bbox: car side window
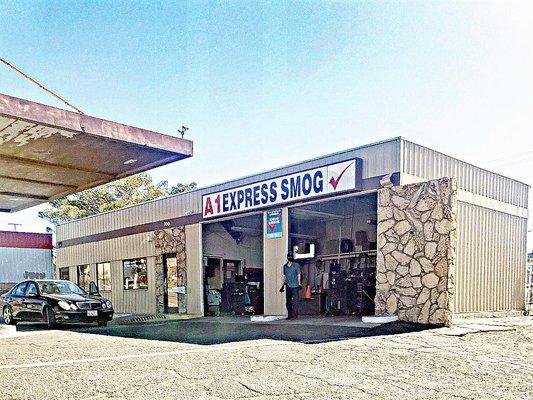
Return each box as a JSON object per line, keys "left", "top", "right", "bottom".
{"left": 25, "top": 282, "right": 38, "bottom": 296}
{"left": 12, "top": 283, "right": 27, "bottom": 296}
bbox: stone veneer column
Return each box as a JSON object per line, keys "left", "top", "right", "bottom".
{"left": 153, "top": 227, "right": 187, "bottom": 314}
{"left": 374, "top": 178, "right": 457, "bottom": 326}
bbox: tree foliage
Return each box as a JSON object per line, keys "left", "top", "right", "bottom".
{"left": 38, "top": 173, "right": 197, "bottom": 225}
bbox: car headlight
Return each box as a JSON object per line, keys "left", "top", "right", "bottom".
{"left": 58, "top": 301, "right": 71, "bottom": 311}
{"left": 106, "top": 300, "right": 113, "bottom": 309}
{"left": 70, "top": 303, "right": 78, "bottom": 310}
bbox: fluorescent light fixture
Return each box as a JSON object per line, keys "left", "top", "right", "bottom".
{"left": 289, "top": 233, "right": 317, "bottom": 240}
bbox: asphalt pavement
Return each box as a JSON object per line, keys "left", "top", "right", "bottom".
{"left": 0, "top": 316, "right": 531, "bottom": 399}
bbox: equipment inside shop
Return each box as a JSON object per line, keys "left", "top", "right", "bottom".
{"left": 289, "top": 193, "right": 377, "bottom": 316}
{"left": 202, "top": 214, "right": 264, "bottom": 316}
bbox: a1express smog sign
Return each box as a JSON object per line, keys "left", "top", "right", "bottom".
{"left": 202, "top": 159, "right": 361, "bottom": 218}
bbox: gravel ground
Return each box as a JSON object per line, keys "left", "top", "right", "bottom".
{"left": 0, "top": 317, "right": 531, "bottom": 400}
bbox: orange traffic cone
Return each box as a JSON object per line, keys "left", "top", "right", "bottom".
{"left": 304, "top": 284, "right": 312, "bottom": 299}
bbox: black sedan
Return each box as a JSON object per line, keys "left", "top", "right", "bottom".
{"left": 0, "top": 279, "right": 113, "bottom": 328}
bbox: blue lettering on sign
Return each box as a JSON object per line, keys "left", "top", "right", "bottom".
{"left": 314, "top": 171, "right": 323, "bottom": 193}
{"left": 228, "top": 191, "right": 236, "bottom": 211}
{"left": 245, "top": 188, "right": 253, "bottom": 207}
{"left": 302, "top": 173, "right": 312, "bottom": 195}
{"left": 237, "top": 190, "right": 244, "bottom": 209}
{"left": 203, "top": 160, "right": 357, "bottom": 218}
{"left": 270, "top": 182, "right": 277, "bottom": 202}
{"left": 215, "top": 169, "right": 328, "bottom": 213}
{"left": 281, "top": 179, "right": 289, "bottom": 200}
{"left": 223, "top": 193, "right": 229, "bottom": 212}
{"left": 289, "top": 176, "right": 301, "bottom": 198}
{"left": 260, "top": 183, "right": 269, "bottom": 204}
{"left": 253, "top": 185, "right": 260, "bottom": 206}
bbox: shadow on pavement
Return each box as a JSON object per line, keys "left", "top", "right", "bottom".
{"left": 73, "top": 319, "right": 436, "bottom": 345}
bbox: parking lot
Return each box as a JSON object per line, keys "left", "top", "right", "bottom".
{"left": 0, "top": 316, "right": 532, "bottom": 400}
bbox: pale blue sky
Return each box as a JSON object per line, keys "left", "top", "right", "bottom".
{"left": 0, "top": 1, "right": 531, "bottom": 247}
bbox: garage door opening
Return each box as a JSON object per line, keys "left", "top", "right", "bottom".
{"left": 202, "top": 214, "right": 264, "bottom": 316}
{"left": 289, "top": 193, "right": 377, "bottom": 317}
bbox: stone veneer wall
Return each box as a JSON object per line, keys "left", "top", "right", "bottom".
{"left": 375, "top": 178, "right": 457, "bottom": 326}
{"left": 153, "top": 227, "right": 187, "bottom": 314}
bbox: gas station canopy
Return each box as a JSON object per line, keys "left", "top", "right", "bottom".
{"left": 0, "top": 93, "right": 193, "bottom": 212}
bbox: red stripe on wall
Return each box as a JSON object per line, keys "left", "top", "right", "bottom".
{"left": 0, "top": 231, "right": 53, "bottom": 249}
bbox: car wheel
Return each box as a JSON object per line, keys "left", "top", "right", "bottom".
{"left": 97, "top": 320, "right": 108, "bottom": 327}
{"left": 44, "top": 307, "right": 57, "bottom": 329}
{"left": 2, "top": 306, "right": 16, "bottom": 325}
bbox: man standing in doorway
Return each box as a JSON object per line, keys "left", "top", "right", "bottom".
{"left": 280, "top": 253, "right": 301, "bottom": 319}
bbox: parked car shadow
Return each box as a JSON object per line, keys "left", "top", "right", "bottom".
{"left": 73, "top": 318, "right": 436, "bottom": 345}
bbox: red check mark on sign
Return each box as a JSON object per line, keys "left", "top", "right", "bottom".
{"left": 329, "top": 162, "right": 354, "bottom": 190}
{"left": 268, "top": 223, "right": 276, "bottom": 232}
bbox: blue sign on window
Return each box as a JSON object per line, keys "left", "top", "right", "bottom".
{"left": 266, "top": 210, "right": 283, "bottom": 239}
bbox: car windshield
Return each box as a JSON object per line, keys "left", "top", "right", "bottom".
{"left": 38, "top": 281, "right": 86, "bottom": 295}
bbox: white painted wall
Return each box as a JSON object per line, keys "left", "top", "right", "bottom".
{"left": 202, "top": 226, "right": 263, "bottom": 270}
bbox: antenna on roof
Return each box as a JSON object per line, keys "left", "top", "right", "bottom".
{"left": 178, "top": 125, "right": 189, "bottom": 139}
{"left": 0, "top": 57, "right": 84, "bottom": 114}
{"left": 8, "top": 223, "right": 21, "bottom": 232}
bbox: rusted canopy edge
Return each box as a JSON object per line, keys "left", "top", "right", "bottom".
{"left": 0, "top": 92, "right": 193, "bottom": 156}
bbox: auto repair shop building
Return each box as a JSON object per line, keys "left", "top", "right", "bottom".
{"left": 55, "top": 137, "right": 529, "bottom": 325}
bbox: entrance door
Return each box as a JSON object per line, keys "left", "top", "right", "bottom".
{"left": 163, "top": 255, "right": 180, "bottom": 313}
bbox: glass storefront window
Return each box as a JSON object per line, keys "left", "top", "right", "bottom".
{"left": 77, "top": 265, "right": 91, "bottom": 292}
{"left": 59, "top": 267, "right": 70, "bottom": 281}
{"left": 97, "top": 262, "right": 112, "bottom": 291}
{"left": 123, "top": 258, "right": 148, "bottom": 290}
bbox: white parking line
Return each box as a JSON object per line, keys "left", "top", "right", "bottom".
{"left": 0, "top": 340, "right": 295, "bottom": 370}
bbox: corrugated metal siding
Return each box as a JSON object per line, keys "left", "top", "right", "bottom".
{"left": 56, "top": 228, "right": 202, "bottom": 314}
{"left": 402, "top": 140, "right": 529, "bottom": 208}
{"left": 57, "top": 138, "right": 402, "bottom": 241}
{"left": 101, "top": 257, "right": 157, "bottom": 314}
{"left": 455, "top": 201, "right": 527, "bottom": 313}
{"left": 0, "top": 248, "right": 53, "bottom": 282}
{"left": 56, "top": 239, "right": 158, "bottom": 314}
{"left": 56, "top": 232, "right": 156, "bottom": 267}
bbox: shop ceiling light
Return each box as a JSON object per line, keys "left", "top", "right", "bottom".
{"left": 291, "top": 209, "right": 343, "bottom": 220}
{"left": 289, "top": 232, "right": 317, "bottom": 240}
